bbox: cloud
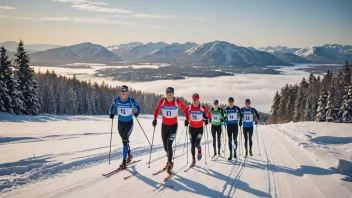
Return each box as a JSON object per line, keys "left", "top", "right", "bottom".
{"left": 0, "top": 5, "right": 17, "bottom": 11}
{"left": 52, "top": 0, "right": 204, "bottom": 20}
{"left": 0, "top": 15, "right": 32, "bottom": 20}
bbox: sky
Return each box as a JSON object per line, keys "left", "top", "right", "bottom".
{"left": 0, "top": 0, "right": 352, "bottom": 48}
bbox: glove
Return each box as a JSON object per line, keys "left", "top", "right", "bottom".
{"left": 223, "top": 121, "right": 227, "bottom": 127}
{"left": 239, "top": 121, "right": 242, "bottom": 127}
{"left": 255, "top": 120, "right": 258, "bottom": 125}
{"left": 220, "top": 119, "right": 224, "bottom": 123}
{"left": 152, "top": 119, "right": 157, "bottom": 127}
{"left": 204, "top": 119, "right": 209, "bottom": 126}
{"left": 134, "top": 112, "right": 139, "bottom": 117}
{"left": 185, "top": 120, "right": 189, "bottom": 126}
{"left": 209, "top": 118, "right": 212, "bottom": 123}
{"left": 110, "top": 114, "right": 114, "bottom": 119}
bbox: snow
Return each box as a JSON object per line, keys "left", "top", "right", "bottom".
{"left": 1, "top": 114, "right": 351, "bottom": 197}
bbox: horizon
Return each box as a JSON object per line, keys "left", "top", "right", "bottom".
{"left": 1, "top": 0, "right": 352, "bottom": 48}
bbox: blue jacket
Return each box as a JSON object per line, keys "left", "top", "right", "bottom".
{"left": 241, "top": 107, "right": 259, "bottom": 128}
{"left": 110, "top": 97, "right": 141, "bottom": 122}
{"left": 224, "top": 106, "right": 242, "bottom": 124}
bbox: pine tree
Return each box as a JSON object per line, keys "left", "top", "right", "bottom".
{"left": 277, "top": 84, "right": 290, "bottom": 123}
{"left": 326, "top": 86, "right": 337, "bottom": 122}
{"left": 14, "top": 40, "right": 41, "bottom": 115}
{"left": 0, "top": 46, "right": 13, "bottom": 113}
{"left": 315, "top": 86, "right": 328, "bottom": 122}
{"left": 293, "top": 78, "right": 309, "bottom": 122}
{"left": 269, "top": 91, "right": 281, "bottom": 124}
{"left": 286, "top": 84, "right": 298, "bottom": 122}
{"left": 338, "top": 82, "right": 352, "bottom": 123}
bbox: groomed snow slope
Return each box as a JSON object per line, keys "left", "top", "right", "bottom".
{"left": 0, "top": 114, "right": 351, "bottom": 198}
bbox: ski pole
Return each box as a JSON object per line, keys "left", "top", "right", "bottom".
{"left": 177, "top": 127, "right": 186, "bottom": 145}
{"left": 186, "top": 126, "right": 189, "bottom": 164}
{"left": 148, "top": 126, "right": 156, "bottom": 168}
{"left": 183, "top": 126, "right": 187, "bottom": 152}
{"left": 204, "top": 125, "right": 207, "bottom": 165}
{"left": 239, "top": 127, "right": 243, "bottom": 157}
{"left": 173, "top": 129, "right": 177, "bottom": 164}
{"left": 224, "top": 125, "right": 227, "bottom": 157}
{"left": 108, "top": 118, "right": 113, "bottom": 164}
{"left": 206, "top": 125, "right": 210, "bottom": 157}
{"left": 256, "top": 124, "right": 261, "bottom": 155}
{"left": 134, "top": 116, "right": 151, "bottom": 146}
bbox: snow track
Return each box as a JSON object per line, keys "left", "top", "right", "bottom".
{"left": 1, "top": 116, "right": 351, "bottom": 197}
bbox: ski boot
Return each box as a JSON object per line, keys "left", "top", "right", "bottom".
{"left": 244, "top": 150, "right": 248, "bottom": 158}
{"left": 119, "top": 160, "right": 127, "bottom": 170}
{"left": 126, "top": 154, "right": 133, "bottom": 164}
{"left": 197, "top": 148, "right": 202, "bottom": 160}
{"left": 166, "top": 162, "right": 173, "bottom": 175}
{"left": 218, "top": 150, "right": 221, "bottom": 156}
{"left": 191, "top": 158, "right": 196, "bottom": 167}
{"left": 228, "top": 154, "right": 232, "bottom": 160}
{"left": 250, "top": 149, "right": 253, "bottom": 156}
{"left": 233, "top": 149, "right": 237, "bottom": 159}
{"left": 213, "top": 150, "right": 217, "bottom": 158}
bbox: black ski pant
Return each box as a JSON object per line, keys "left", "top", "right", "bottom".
{"left": 211, "top": 125, "right": 221, "bottom": 154}
{"left": 118, "top": 120, "right": 134, "bottom": 157}
{"left": 161, "top": 123, "right": 178, "bottom": 163}
{"left": 243, "top": 126, "right": 254, "bottom": 151}
{"left": 189, "top": 126, "right": 203, "bottom": 159}
{"left": 227, "top": 123, "right": 238, "bottom": 154}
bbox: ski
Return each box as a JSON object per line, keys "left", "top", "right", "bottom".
{"left": 163, "top": 173, "right": 173, "bottom": 182}
{"left": 211, "top": 156, "right": 218, "bottom": 161}
{"left": 152, "top": 168, "right": 166, "bottom": 176}
{"left": 124, "top": 175, "right": 133, "bottom": 180}
{"left": 184, "top": 165, "right": 195, "bottom": 172}
{"left": 102, "top": 160, "right": 141, "bottom": 177}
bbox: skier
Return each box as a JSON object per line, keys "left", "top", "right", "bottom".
{"left": 210, "top": 100, "right": 224, "bottom": 157}
{"left": 153, "top": 87, "right": 190, "bottom": 175}
{"left": 241, "top": 99, "right": 260, "bottom": 157}
{"left": 224, "top": 97, "right": 242, "bottom": 160}
{"left": 188, "top": 93, "right": 211, "bottom": 166}
{"left": 109, "top": 85, "right": 141, "bottom": 169}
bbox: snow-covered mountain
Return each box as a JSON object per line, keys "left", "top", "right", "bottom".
{"left": 141, "top": 42, "right": 197, "bottom": 63}
{"left": 258, "top": 46, "right": 300, "bottom": 54}
{"left": 180, "top": 41, "right": 290, "bottom": 66}
{"left": 114, "top": 42, "right": 168, "bottom": 62}
{"left": 107, "top": 42, "right": 143, "bottom": 52}
{"left": 30, "top": 42, "right": 122, "bottom": 65}
{"left": 0, "top": 41, "right": 63, "bottom": 54}
{"left": 272, "top": 52, "right": 312, "bottom": 64}
{"left": 294, "top": 44, "right": 352, "bottom": 63}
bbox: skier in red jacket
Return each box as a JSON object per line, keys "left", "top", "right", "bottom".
{"left": 188, "top": 93, "right": 211, "bottom": 166}
{"left": 153, "top": 87, "right": 190, "bottom": 174}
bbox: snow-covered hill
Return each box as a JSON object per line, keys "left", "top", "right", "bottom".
{"left": 1, "top": 114, "right": 351, "bottom": 197}
{"left": 258, "top": 46, "right": 300, "bottom": 54}
{"left": 180, "top": 41, "right": 290, "bottom": 66}
{"left": 272, "top": 52, "right": 312, "bottom": 64}
{"left": 294, "top": 44, "right": 352, "bottom": 63}
{"left": 141, "top": 42, "right": 197, "bottom": 63}
{"left": 0, "top": 41, "right": 63, "bottom": 54}
{"left": 30, "top": 42, "right": 123, "bottom": 65}
{"left": 115, "top": 42, "right": 168, "bottom": 62}
{"left": 107, "top": 42, "right": 143, "bottom": 52}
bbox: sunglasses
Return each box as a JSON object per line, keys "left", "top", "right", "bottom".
{"left": 166, "top": 91, "right": 173, "bottom": 94}
{"left": 228, "top": 100, "right": 234, "bottom": 103}
{"left": 120, "top": 88, "right": 128, "bottom": 92}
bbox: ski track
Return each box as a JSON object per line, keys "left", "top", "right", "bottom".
{"left": 1, "top": 122, "right": 352, "bottom": 198}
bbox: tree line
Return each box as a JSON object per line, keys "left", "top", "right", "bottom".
{"left": 0, "top": 41, "right": 206, "bottom": 116}
{"left": 268, "top": 61, "right": 352, "bottom": 123}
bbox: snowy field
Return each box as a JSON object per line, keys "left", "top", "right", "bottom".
{"left": 1, "top": 113, "right": 351, "bottom": 197}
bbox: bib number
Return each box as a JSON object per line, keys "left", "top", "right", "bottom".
{"left": 190, "top": 112, "right": 203, "bottom": 121}
{"left": 244, "top": 114, "right": 253, "bottom": 122}
{"left": 212, "top": 115, "right": 220, "bottom": 122}
{"left": 118, "top": 108, "right": 132, "bottom": 116}
{"left": 227, "top": 113, "right": 238, "bottom": 121}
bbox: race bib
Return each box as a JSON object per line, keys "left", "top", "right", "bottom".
{"left": 212, "top": 114, "right": 221, "bottom": 122}
{"left": 162, "top": 106, "right": 178, "bottom": 118}
{"left": 244, "top": 113, "right": 253, "bottom": 122}
{"left": 227, "top": 113, "right": 238, "bottom": 121}
{"left": 190, "top": 111, "right": 203, "bottom": 121}
{"left": 118, "top": 107, "right": 133, "bottom": 116}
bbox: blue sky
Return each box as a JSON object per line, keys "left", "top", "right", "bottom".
{"left": 0, "top": 0, "right": 351, "bottom": 47}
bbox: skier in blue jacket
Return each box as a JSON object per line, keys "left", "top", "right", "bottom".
{"left": 109, "top": 85, "right": 141, "bottom": 169}
{"left": 240, "top": 99, "right": 259, "bottom": 157}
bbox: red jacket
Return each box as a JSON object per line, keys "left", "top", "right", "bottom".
{"left": 189, "top": 104, "right": 211, "bottom": 128}
{"left": 154, "top": 97, "right": 190, "bottom": 125}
